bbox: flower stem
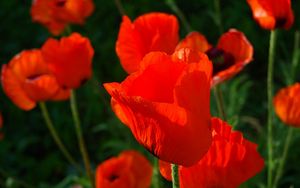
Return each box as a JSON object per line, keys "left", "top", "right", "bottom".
{"left": 171, "top": 164, "right": 179, "bottom": 188}
{"left": 152, "top": 158, "right": 161, "bottom": 188}
{"left": 214, "top": 0, "right": 223, "bottom": 34}
{"left": 39, "top": 102, "right": 82, "bottom": 173}
{"left": 273, "top": 30, "right": 299, "bottom": 187}
{"left": 267, "top": 30, "right": 277, "bottom": 188}
{"left": 165, "top": 0, "right": 192, "bottom": 32}
{"left": 213, "top": 85, "right": 227, "bottom": 121}
{"left": 70, "top": 90, "right": 94, "bottom": 187}
{"left": 114, "top": 0, "right": 126, "bottom": 16}
{"left": 273, "top": 128, "right": 294, "bottom": 187}
{"left": 291, "top": 30, "right": 300, "bottom": 83}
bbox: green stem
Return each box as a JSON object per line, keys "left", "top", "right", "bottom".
{"left": 267, "top": 30, "right": 277, "bottom": 188}
{"left": 273, "top": 128, "right": 294, "bottom": 187}
{"left": 290, "top": 31, "right": 300, "bottom": 83}
{"left": 273, "top": 30, "right": 299, "bottom": 187}
{"left": 152, "top": 158, "right": 160, "bottom": 188}
{"left": 165, "top": 0, "right": 192, "bottom": 32}
{"left": 70, "top": 90, "right": 94, "bottom": 187}
{"left": 171, "top": 164, "right": 179, "bottom": 188}
{"left": 213, "top": 85, "right": 227, "bottom": 120}
{"left": 214, "top": 0, "right": 223, "bottom": 34}
{"left": 39, "top": 102, "right": 82, "bottom": 173}
{"left": 114, "top": 0, "right": 126, "bottom": 15}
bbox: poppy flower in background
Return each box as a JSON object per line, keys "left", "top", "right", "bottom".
{"left": 273, "top": 83, "right": 300, "bottom": 127}
{"left": 176, "top": 29, "right": 253, "bottom": 86}
{"left": 116, "top": 12, "right": 179, "bottom": 73}
{"left": 41, "top": 32, "right": 94, "bottom": 89}
{"left": 31, "top": 0, "right": 94, "bottom": 35}
{"left": 104, "top": 48, "right": 212, "bottom": 166}
{"left": 1, "top": 50, "right": 70, "bottom": 111}
{"left": 246, "top": 0, "right": 294, "bottom": 30}
{"left": 95, "top": 150, "right": 152, "bottom": 188}
{"left": 159, "top": 117, "right": 264, "bottom": 188}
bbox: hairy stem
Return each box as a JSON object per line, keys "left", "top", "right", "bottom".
{"left": 267, "top": 30, "right": 277, "bottom": 188}
{"left": 171, "top": 164, "right": 179, "bottom": 188}
{"left": 39, "top": 102, "right": 82, "bottom": 173}
{"left": 70, "top": 90, "right": 94, "bottom": 187}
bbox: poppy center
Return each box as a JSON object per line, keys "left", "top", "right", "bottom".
{"left": 275, "top": 17, "right": 287, "bottom": 28}
{"left": 108, "top": 173, "right": 120, "bottom": 182}
{"left": 55, "top": 0, "right": 66, "bottom": 7}
{"left": 206, "top": 47, "right": 235, "bottom": 75}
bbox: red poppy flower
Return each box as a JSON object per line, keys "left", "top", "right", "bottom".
{"left": 246, "top": 0, "right": 294, "bottom": 30}
{"left": 273, "top": 83, "right": 300, "bottom": 127}
{"left": 95, "top": 150, "right": 152, "bottom": 188}
{"left": 1, "top": 50, "right": 70, "bottom": 111}
{"left": 116, "top": 12, "right": 179, "bottom": 73}
{"left": 160, "top": 118, "right": 264, "bottom": 188}
{"left": 41, "top": 32, "right": 94, "bottom": 89}
{"left": 104, "top": 48, "right": 212, "bottom": 166}
{"left": 31, "top": 0, "right": 94, "bottom": 35}
{"left": 176, "top": 29, "right": 253, "bottom": 86}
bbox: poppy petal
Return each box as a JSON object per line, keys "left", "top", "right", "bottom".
{"left": 96, "top": 150, "right": 152, "bottom": 188}
{"left": 159, "top": 118, "right": 264, "bottom": 188}
{"left": 104, "top": 50, "right": 212, "bottom": 166}
{"left": 176, "top": 32, "right": 212, "bottom": 53}
{"left": 159, "top": 160, "right": 172, "bottom": 181}
{"left": 116, "top": 13, "right": 179, "bottom": 73}
{"left": 213, "top": 29, "right": 253, "bottom": 85}
{"left": 96, "top": 156, "right": 134, "bottom": 188}
{"left": 1, "top": 65, "right": 36, "bottom": 110}
{"left": 273, "top": 83, "right": 300, "bottom": 127}
{"left": 217, "top": 29, "right": 253, "bottom": 65}
{"left": 42, "top": 33, "right": 94, "bottom": 89}
{"left": 23, "top": 74, "right": 60, "bottom": 101}
{"left": 51, "top": 88, "right": 71, "bottom": 101}
{"left": 247, "top": 0, "right": 294, "bottom": 30}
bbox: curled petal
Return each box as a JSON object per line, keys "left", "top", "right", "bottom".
{"left": 217, "top": 29, "right": 253, "bottom": 65}
{"left": 212, "top": 29, "right": 253, "bottom": 86}
{"left": 176, "top": 32, "right": 212, "bottom": 53}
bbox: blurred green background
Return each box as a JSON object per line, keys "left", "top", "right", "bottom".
{"left": 0, "top": 0, "right": 300, "bottom": 187}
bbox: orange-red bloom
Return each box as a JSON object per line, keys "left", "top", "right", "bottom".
{"left": 96, "top": 150, "right": 152, "bottom": 188}
{"left": 31, "top": 0, "right": 94, "bottom": 35}
{"left": 273, "top": 83, "right": 300, "bottom": 127}
{"left": 1, "top": 50, "right": 70, "bottom": 111}
{"left": 116, "top": 12, "right": 179, "bottom": 73}
{"left": 41, "top": 33, "right": 94, "bottom": 89}
{"left": 176, "top": 29, "right": 253, "bottom": 86}
{"left": 160, "top": 117, "right": 264, "bottom": 188}
{"left": 247, "top": 0, "right": 294, "bottom": 30}
{"left": 104, "top": 48, "right": 212, "bottom": 166}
